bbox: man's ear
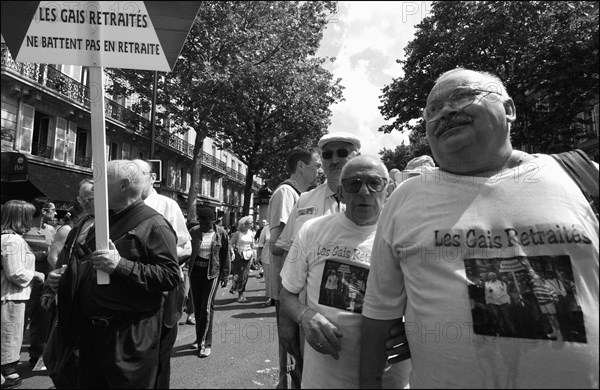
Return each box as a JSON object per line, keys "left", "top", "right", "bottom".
{"left": 120, "top": 178, "right": 131, "bottom": 192}
{"left": 504, "top": 98, "right": 516, "bottom": 123}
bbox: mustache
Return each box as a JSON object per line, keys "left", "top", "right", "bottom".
{"left": 435, "top": 115, "right": 473, "bottom": 136}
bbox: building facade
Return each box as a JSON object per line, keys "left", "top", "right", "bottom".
{"left": 1, "top": 43, "right": 261, "bottom": 226}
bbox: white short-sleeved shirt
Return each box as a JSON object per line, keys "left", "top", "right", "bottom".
{"left": 276, "top": 182, "right": 342, "bottom": 253}
{"left": 145, "top": 188, "right": 191, "bottom": 247}
{"left": 282, "top": 213, "right": 408, "bottom": 389}
{"left": 364, "top": 154, "right": 599, "bottom": 388}
{"left": 264, "top": 182, "right": 301, "bottom": 299}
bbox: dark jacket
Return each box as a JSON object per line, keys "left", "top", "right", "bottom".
{"left": 188, "top": 223, "right": 230, "bottom": 282}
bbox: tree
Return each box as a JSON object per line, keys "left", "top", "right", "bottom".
{"left": 224, "top": 57, "right": 343, "bottom": 213}
{"left": 108, "top": 1, "right": 341, "bottom": 219}
{"left": 380, "top": 124, "right": 433, "bottom": 171}
{"left": 379, "top": 1, "right": 599, "bottom": 157}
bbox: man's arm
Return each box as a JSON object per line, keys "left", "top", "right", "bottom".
{"left": 280, "top": 287, "right": 342, "bottom": 360}
{"left": 360, "top": 316, "right": 405, "bottom": 388}
{"left": 177, "top": 240, "right": 192, "bottom": 264}
{"left": 269, "top": 223, "right": 285, "bottom": 255}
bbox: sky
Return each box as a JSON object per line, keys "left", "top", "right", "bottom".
{"left": 315, "top": 1, "right": 432, "bottom": 156}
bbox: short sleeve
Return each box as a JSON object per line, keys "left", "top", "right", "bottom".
{"left": 362, "top": 214, "right": 407, "bottom": 320}
{"left": 280, "top": 222, "right": 311, "bottom": 294}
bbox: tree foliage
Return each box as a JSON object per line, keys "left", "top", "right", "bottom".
{"left": 108, "top": 1, "right": 341, "bottom": 219}
{"left": 379, "top": 1, "right": 599, "bottom": 163}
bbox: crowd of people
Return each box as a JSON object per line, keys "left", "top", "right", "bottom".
{"left": 1, "top": 67, "right": 598, "bottom": 389}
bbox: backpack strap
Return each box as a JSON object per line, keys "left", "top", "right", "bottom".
{"left": 551, "top": 149, "right": 599, "bottom": 221}
{"left": 276, "top": 179, "right": 302, "bottom": 196}
{"left": 84, "top": 203, "right": 162, "bottom": 250}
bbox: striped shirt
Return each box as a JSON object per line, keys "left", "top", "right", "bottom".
{"left": 1, "top": 233, "right": 36, "bottom": 301}
{"left": 532, "top": 280, "right": 558, "bottom": 306}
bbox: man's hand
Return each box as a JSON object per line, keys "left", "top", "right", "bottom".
{"left": 385, "top": 320, "right": 411, "bottom": 363}
{"left": 278, "top": 312, "right": 302, "bottom": 358}
{"left": 301, "top": 309, "right": 343, "bottom": 360}
{"left": 41, "top": 294, "right": 55, "bottom": 310}
{"left": 45, "top": 265, "right": 66, "bottom": 293}
{"left": 91, "top": 240, "right": 121, "bottom": 275}
{"left": 34, "top": 271, "right": 45, "bottom": 283}
{"left": 220, "top": 279, "right": 228, "bottom": 288}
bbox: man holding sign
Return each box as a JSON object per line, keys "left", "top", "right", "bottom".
{"left": 76, "top": 160, "right": 180, "bottom": 388}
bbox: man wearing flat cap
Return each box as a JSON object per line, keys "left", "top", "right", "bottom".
{"left": 275, "top": 132, "right": 361, "bottom": 256}
{"left": 274, "top": 131, "right": 361, "bottom": 385}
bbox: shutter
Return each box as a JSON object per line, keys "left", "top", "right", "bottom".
{"left": 18, "top": 103, "right": 35, "bottom": 153}
{"left": 53, "top": 117, "right": 68, "bottom": 161}
{"left": 66, "top": 120, "right": 77, "bottom": 164}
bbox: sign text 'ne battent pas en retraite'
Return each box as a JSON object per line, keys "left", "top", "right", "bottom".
{"left": 1, "top": 1, "right": 200, "bottom": 72}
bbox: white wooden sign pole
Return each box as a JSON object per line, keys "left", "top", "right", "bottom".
{"left": 89, "top": 66, "right": 110, "bottom": 285}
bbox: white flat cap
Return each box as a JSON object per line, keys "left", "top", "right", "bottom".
{"left": 317, "top": 132, "right": 361, "bottom": 150}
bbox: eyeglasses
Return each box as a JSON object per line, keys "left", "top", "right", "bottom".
{"left": 77, "top": 196, "right": 94, "bottom": 204}
{"left": 322, "top": 148, "right": 350, "bottom": 160}
{"left": 422, "top": 88, "right": 502, "bottom": 123}
{"left": 341, "top": 175, "right": 388, "bottom": 193}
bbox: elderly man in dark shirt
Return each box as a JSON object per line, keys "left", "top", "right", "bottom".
{"left": 75, "top": 159, "right": 180, "bottom": 388}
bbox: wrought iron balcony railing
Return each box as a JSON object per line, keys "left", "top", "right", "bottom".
{"left": 31, "top": 143, "right": 53, "bottom": 159}
{"left": 75, "top": 153, "right": 92, "bottom": 168}
{"left": 2, "top": 44, "right": 263, "bottom": 191}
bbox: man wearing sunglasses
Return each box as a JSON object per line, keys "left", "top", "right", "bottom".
{"left": 274, "top": 132, "right": 361, "bottom": 384}
{"left": 279, "top": 155, "right": 409, "bottom": 388}
{"left": 275, "top": 131, "right": 361, "bottom": 259}
{"left": 360, "top": 68, "right": 599, "bottom": 388}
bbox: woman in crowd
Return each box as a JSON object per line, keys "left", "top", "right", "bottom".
{"left": 188, "top": 208, "right": 230, "bottom": 358}
{"left": 22, "top": 197, "right": 56, "bottom": 366}
{"left": 1, "top": 200, "right": 45, "bottom": 389}
{"left": 229, "top": 216, "right": 255, "bottom": 303}
{"left": 48, "top": 201, "right": 86, "bottom": 268}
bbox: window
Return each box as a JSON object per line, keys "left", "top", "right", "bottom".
{"left": 110, "top": 142, "right": 119, "bottom": 160}
{"left": 76, "top": 129, "right": 88, "bottom": 156}
{"left": 31, "top": 111, "right": 51, "bottom": 158}
{"left": 210, "top": 177, "right": 216, "bottom": 198}
{"left": 180, "top": 166, "right": 186, "bottom": 190}
{"left": 122, "top": 142, "right": 131, "bottom": 159}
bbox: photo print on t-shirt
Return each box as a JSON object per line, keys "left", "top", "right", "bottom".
{"left": 318, "top": 259, "right": 369, "bottom": 314}
{"left": 465, "top": 255, "right": 586, "bottom": 342}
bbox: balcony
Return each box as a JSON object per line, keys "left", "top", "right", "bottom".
{"left": 1, "top": 126, "right": 15, "bottom": 143}
{"left": 1, "top": 44, "right": 191, "bottom": 156}
{"left": 75, "top": 153, "right": 92, "bottom": 168}
{"left": 226, "top": 168, "right": 246, "bottom": 185}
{"left": 201, "top": 151, "right": 227, "bottom": 175}
{"left": 1, "top": 44, "right": 265, "bottom": 186}
{"left": 31, "top": 143, "right": 53, "bottom": 159}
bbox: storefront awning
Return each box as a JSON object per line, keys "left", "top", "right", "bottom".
{"left": 177, "top": 193, "right": 222, "bottom": 208}
{"left": 27, "top": 163, "right": 92, "bottom": 203}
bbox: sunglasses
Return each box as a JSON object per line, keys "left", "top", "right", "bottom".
{"left": 341, "top": 175, "right": 388, "bottom": 193}
{"left": 322, "top": 148, "right": 351, "bottom": 160}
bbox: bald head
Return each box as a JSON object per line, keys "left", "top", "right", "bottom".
{"left": 339, "top": 154, "right": 389, "bottom": 184}
{"left": 106, "top": 160, "right": 147, "bottom": 211}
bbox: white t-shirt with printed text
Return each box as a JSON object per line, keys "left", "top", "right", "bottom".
{"left": 282, "top": 212, "right": 409, "bottom": 389}
{"left": 364, "top": 154, "right": 599, "bottom": 388}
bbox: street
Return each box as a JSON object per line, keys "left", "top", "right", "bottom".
{"left": 17, "top": 270, "right": 280, "bottom": 389}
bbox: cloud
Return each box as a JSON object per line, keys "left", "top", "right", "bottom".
{"left": 317, "top": 1, "right": 432, "bottom": 156}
